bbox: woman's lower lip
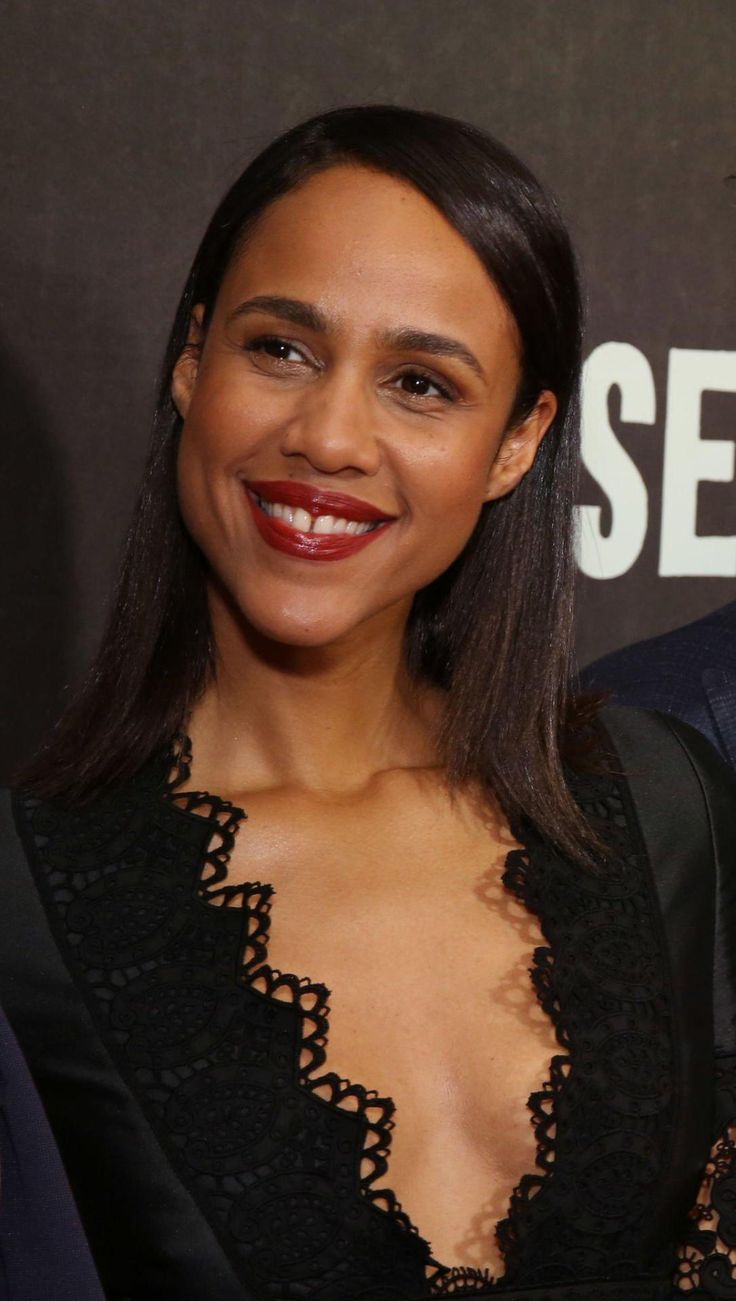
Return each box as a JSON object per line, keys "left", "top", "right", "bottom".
{"left": 246, "top": 491, "right": 394, "bottom": 561}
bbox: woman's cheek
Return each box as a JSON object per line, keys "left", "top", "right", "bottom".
{"left": 409, "top": 499, "right": 486, "bottom": 590}
{"left": 176, "top": 446, "right": 210, "bottom": 560}
{"left": 417, "top": 458, "right": 489, "bottom": 546}
{"left": 176, "top": 423, "right": 233, "bottom": 561}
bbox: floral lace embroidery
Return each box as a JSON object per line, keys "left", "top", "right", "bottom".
{"left": 496, "top": 777, "right": 678, "bottom": 1288}
{"left": 14, "top": 751, "right": 682, "bottom": 1300}
{"left": 674, "top": 1057, "right": 736, "bottom": 1296}
{"left": 165, "top": 736, "right": 489, "bottom": 1295}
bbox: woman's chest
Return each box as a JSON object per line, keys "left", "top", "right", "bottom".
{"left": 219, "top": 775, "right": 559, "bottom": 1272}
{"left": 13, "top": 771, "right": 693, "bottom": 1296}
{"left": 222, "top": 772, "right": 552, "bottom": 1076}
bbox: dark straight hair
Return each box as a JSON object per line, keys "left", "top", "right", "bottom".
{"left": 21, "top": 105, "right": 596, "bottom": 861}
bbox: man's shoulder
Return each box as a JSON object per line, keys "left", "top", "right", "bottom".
{"left": 583, "top": 599, "right": 736, "bottom": 689}
{"left": 580, "top": 601, "right": 736, "bottom": 754}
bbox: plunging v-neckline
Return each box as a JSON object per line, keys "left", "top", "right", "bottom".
{"left": 14, "top": 733, "right": 681, "bottom": 1298}
{"left": 163, "top": 735, "right": 564, "bottom": 1297}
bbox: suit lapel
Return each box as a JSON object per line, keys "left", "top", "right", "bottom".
{"left": 703, "top": 668, "right": 736, "bottom": 768}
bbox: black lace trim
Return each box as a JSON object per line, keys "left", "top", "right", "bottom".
{"left": 13, "top": 747, "right": 682, "bottom": 1300}
{"left": 673, "top": 1056, "right": 736, "bottom": 1295}
{"left": 160, "top": 742, "right": 682, "bottom": 1292}
{"left": 494, "top": 777, "right": 680, "bottom": 1289}
{"left": 163, "top": 738, "right": 492, "bottom": 1295}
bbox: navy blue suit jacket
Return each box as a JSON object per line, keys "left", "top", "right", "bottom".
{"left": 581, "top": 599, "right": 736, "bottom": 767}
{"left": 0, "top": 1003, "right": 104, "bottom": 1300}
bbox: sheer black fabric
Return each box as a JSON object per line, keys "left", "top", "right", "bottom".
{"left": 1, "top": 707, "right": 735, "bottom": 1300}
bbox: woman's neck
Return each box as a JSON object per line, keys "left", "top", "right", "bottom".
{"left": 185, "top": 586, "right": 444, "bottom": 799}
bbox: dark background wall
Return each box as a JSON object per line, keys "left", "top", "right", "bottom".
{"left": 2, "top": 0, "right": 734, "bottom": 779}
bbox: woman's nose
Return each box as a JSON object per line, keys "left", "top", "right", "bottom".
{"left": 279, "top": 367, "right": 382, "bottom": 476}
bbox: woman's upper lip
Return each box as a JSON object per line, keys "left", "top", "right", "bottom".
{"left": 245, "top": 479, "right": 398, "bottom": 523}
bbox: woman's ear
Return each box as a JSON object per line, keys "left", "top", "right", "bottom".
{"left": 171, "top": 305, "right": 206, "bottom": 419}
{"left": 483, "top": 389, "right": 558, "bottom": 501}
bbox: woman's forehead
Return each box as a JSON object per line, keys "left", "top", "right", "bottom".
{"left": 216, "top": 165, "right": 515, "bottom": 347}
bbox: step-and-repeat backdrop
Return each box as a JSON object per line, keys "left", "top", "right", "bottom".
{"left": 1, "top": 0, "right": 734, "bottom": 777}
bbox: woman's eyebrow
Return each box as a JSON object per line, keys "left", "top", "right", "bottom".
{"left": 227, "top": 295, "right": 486, "bottom": 381}
{"left": 378, "top": 327, "right": 486, "bottom": 380}
{"left": 227, "top": 295, "right": 328, "bottom": 332}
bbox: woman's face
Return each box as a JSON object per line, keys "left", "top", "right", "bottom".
{"left": 173, "top": 165, "right": 556, "bottom": 649}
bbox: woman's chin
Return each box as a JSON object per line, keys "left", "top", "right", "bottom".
{"left": 255, "top": 617, "right": 356, "bottom": 649}
{"left": 231, "top": 594, "right": 373, "bottom": 652}
{"left": 211, "top": 569, "right": 412, "bottom": 654}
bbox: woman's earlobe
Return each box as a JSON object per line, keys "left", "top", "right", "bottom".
{"left": 171, "top": 353, "right": 197, "bottom": 419}
{"left": 171, "top": 306, "right": 206, "bottom": 419}
{"left": 484, "top": 389, "right": 558, "bottom": 501}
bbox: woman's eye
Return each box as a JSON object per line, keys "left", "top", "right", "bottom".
{"left": 394, "top": 370, "right": 454, "bottom": 402}
{"left": 246, "top": 336, "right": 307, "bottom": 364}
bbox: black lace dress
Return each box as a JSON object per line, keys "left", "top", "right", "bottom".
{"left": 1, "top": 707, "right": 735, "bottom": 1301}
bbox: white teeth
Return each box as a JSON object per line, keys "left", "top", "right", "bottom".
{"left": 292, "top": 507, "right": 313, "bottom": 532}
{"left": 312, "top": 514, "right": 335, "bottom": 534}
{"left": 256, "top": 494, "right": 381, "bottom": 537}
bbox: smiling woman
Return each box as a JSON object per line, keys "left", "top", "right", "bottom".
{"left": 2, "top": 106, "right": 736, "bottom": 1301}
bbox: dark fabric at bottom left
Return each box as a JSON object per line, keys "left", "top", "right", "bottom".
{"left": 0, "top": 1001, "right": 105, "bottom": 1301}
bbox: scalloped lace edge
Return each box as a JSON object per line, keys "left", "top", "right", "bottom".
{"left": 164, "top": 738, "right": 561, "bottom": 1297}
{"left": 672, "top": 1119, "right": 736, "bottom": 1292}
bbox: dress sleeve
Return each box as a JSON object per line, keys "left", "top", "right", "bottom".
{"left": 667, "top": 718, "right": 736, "bottom": 1295}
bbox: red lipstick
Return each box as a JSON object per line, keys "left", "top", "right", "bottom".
{"left": 247, "top": 480, "right": 396, "bottom": 522}
{"left": 244, "top": 479, "right": 397, "bottom": 562}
